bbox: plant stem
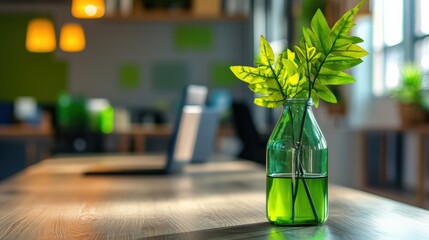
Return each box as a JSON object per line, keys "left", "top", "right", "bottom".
{"left": 288, "top": 108, "right": 297, "bottom": 149}
{"left": 287, "top": 107, "right": 298, "bottom": 223}
{"left": 295, "top": 44, "right": 321, "bottom": 220}
{"left": 290, "top": 99, "right": 320, "bottom": 223}
{"left": 268, "top": 65, "right": 287, "bottom": 101}
{"left": 271, "top": 53, "right": 319, "bottom": 223}
{"left": 291, "top": 176, "right": 298, "bottom": 223}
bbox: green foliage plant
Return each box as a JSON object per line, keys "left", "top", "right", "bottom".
{"left": 231, "top": 0, "right": 367, "bottom": 108}
{"left": 390, "top": 63, "right": 423, "bottom": 104}
{"left": 230, "top": 0, "right": 368, "bottom": 224}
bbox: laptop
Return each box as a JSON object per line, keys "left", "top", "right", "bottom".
{"left": 84, "top": 86, "right": 219, "bottom": 176}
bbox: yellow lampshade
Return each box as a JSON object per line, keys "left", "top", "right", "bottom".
{"left": 26, "top": 18, "right": 56, "bottom": 53}
{"left": 71, "top": 0, "right": 105, "bottom": 19}
{"left": 60, "top": 23, "right": 86, "bottom": 52}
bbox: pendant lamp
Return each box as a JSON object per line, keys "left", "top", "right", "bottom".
{"left": 71, "top": 0, "right": 105, "bottom": 19}
{"left": 26, "top": 18, "right": 56, "bottom": 53}
{"left": 60, "top": 23, "right": 86, "bottom": 52}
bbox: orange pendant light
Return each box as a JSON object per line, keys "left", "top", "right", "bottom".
{"left": 71, "top": 0, "right": 105, "bottom": 19}
{"left": 26, "top": 18, "right": 56, "bottom": 53}
{"left": 60, "top": 23, "right": 86, "bottom": 52}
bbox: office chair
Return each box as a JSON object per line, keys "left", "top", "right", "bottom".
{"left": 231, "top": 101, "right": 267, "bottom": 165}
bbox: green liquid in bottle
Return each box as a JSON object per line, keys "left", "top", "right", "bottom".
{"left": 266, "top": 174, "right": 328, "bottom": 225}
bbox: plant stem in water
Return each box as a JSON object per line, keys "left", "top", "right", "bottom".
{"left": 290, "top": 100, "right": 319, "bottom": 223}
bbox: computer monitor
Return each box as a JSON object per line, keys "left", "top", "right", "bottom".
{"left": 166, "top": 105, "right": 219, "bottom": 172}
{"left": 84, "top": 85, "right": 219, "bottom": 175}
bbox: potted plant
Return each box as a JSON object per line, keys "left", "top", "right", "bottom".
{"left": 230, "top": 0, "right": 367, "bottom": 225}
{"left": 390, "top": 63, "right": 426, "bottom": 127}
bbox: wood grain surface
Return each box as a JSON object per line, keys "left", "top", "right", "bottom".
{"left": 1, "top": 154, "right": 429, "bottom": 239}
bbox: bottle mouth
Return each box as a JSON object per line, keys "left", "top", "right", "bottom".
{"left": 284, "top": 98, "right": 313, "bottom": 105}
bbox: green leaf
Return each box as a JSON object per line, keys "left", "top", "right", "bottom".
{"left": 229, "top": 1, "right": 367, "bottom": 109}
{"left": 311, "top": 90, "right": 320, "bottom": 108}
{"left": 282, "top": 59, "right": 296, "bottom": 73}
{"left": 259, "top": 35, "right": 275, "bottom": 66}
{"left": 274, "top": 51, "right": 285, "bottom": 74}
{"left": 311, "top": 10, "right": 332, "bottom": 54}
{"left": 314, "top": 81, "right": 337, "bottom": 103}
{"left": 317, "top": 68, "right": 356, "bottom": 85}
{"left": 254, "top": 94, "right": 284, "bottom": 108}
{"left": 248, "top": 80, "right": 281, "bottom": 94}
{"left": 294, "top": 45, "right": 306, "bottom": 63}
{"left": 295, "top": 90, "right": 309, "bottom": 98}
{"left": 331, "top": 44, "right": 367, "bottom": 58}
{"left": 274, "top": 51, "right": 287, "bottom": 82}
{"left": 331, "top": 0, "right": 366, "bottom": 40}
{"left": 230, "top": 66, "right": 274, "bottom": 84}
{"left": 302, "top": 27, "right": 322, "bottom": 52}
{"left": 323, "top": 57, "right": 363, "bottom": 71}
{"left": 334, "top": 36, "right": 364, "bottom": 48}
{"left": 306, "top": 45, "right": 317, "bottom": 60}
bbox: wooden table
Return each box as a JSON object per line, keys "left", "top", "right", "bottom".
{"left": 1, "top": 155, "right": 429, "bottom": 239}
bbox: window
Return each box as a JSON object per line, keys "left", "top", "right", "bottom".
{"left": 372, "top": 0, "right": 429, "bottom": 96}
{"left": 415, "top": 0, "right": 429, "bottom": 86}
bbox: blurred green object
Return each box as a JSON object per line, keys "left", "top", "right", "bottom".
{"left": 390, "top": 64, "right": 428, "bottom": 126}
{"left": 100, "top": 106, "right": 114, "bottom": 134}
{"left": 174, "top": 26, "right": 213, "bottom": 50}
{"left": 390, "top": 63, "right": 423, "bottom": 104}
{"left": 119, "top": 64, "right": 140, "bottom": 89}
{"left": 0, "top": 14, "right": 67, "bottom": 103}
{"left": 87, "top": 98, "right": 114, "bottom": 133}
{"left": 58, "top": 94, "right": 115, "bottom": 134}
{"left": 211, "top": 62, "right": 237, "bottom": 87}
{"left": 56, "top": 92, "right": 88, "bottom": 132}
{"left": 57, "top": 92, "right": 72, "bottom": 130}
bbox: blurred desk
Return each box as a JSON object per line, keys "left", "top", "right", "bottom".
{"left": 0, "top": 124, "right": 53, "bottom": 165}
{"left": 1, "top": 155, "right": 429, "bottom": 239}
{"left": 0, "top": 123, "right": 53, "bottom": 137}
{"left": 114, "top": 124, "right": 172, "bottom": 152}
{"left": 113, "top": 124, "right": 235, "bottom": 153}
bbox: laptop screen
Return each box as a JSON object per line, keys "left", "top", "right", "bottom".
{"left": 172, "top": 105, "right": 203, "bottom": 163}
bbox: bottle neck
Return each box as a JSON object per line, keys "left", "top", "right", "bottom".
{"left": 282, "top": 98, "right": 314, "bottom": 132}
{"left": 283, "top": 98, "right": 313, "bottom": 113}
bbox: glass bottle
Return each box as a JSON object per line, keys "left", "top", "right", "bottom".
{"left": 266, "top": 98, "right": 328, "bottom": 225}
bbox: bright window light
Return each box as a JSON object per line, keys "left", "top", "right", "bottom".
{"left": 416, "top": 0, "right": 429, "bottom": 35}
{"left": 383, "top": 0, "right": 403, "bottom": 46}
{"left": 415, "top": 38, "right": 429, "bottom": 72}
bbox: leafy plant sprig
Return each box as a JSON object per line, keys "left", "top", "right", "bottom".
{"left": 230, "top": 0, "right": 368, "bottom": 224}
{"left": 230, "top": 0, "right": 368, "bottom": 108}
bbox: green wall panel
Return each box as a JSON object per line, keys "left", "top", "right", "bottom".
{"left": 175, "top": 26, "right": 213, "bottom": 50}
{"left": 119, "top": 64, "right": 140, "bottom": 89}
{"left": 153, "top": 62, "right": 188, "bottom": 91}
{"left": 0, "top": 14, "right": 68, "bottom": 104}
{"left": 210, "top": 62, "right": 237, "bottom": 87}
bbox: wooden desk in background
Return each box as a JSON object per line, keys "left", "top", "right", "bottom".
{"left": 114, "top": 124, "right": 172, "bottom": 152}
{"left": 114, "top": 124, "right": 235, "bottom": 153}
{"left": 0, "top": 124, "right": 53, "bottom": 166}
{"left": 1, "top": 155, "right": 429, "bottom": 239}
